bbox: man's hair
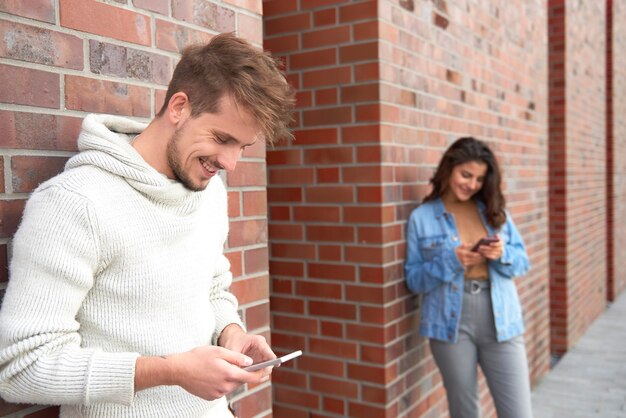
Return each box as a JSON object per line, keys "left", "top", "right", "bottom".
{"left": 424, "top": 136, "right": 507, "bottom": 228}
{"left": 157, "top": 32, "right": 295, "bottom": 144}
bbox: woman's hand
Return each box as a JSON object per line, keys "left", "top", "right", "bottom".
{"left": 476, "top": 235, "right": 503, "bottom": 260}
{"left": 456, "top": 243, "right": 485, "bottom": 267}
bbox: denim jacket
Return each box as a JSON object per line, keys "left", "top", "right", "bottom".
{"left": 404, "top": 198, "right": 530, "bottom": 343}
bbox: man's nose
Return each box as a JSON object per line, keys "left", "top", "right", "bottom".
{"left": 218, "top": 148, "right": 241, "bottom": 172}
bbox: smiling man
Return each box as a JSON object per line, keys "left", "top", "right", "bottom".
{"left": 0, "top": 33, "right": 294, "bottom": 418}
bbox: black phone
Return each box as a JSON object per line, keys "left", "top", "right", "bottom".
{"left": 470, "top": 236, "right": 499, "bottom": 252}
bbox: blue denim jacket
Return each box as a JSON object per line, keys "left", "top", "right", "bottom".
{"left": 404, "top": 198, "right": 530, "bottom": 343}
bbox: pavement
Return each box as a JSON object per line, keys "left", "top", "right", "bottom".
{"left": 531, "top": 290, "right": 626, "bottom": 417}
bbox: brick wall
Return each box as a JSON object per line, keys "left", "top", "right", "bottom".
{"left": 265, "top": 0, "right": 549, "bottom": 417}
{"left": 0, "top": 1, "right": 270, "bottom": 417}
{"left": 608, "top": 0, "right": 626, "bottom": 300}
{"left": 548, "top": 0, "right": 607, "bottom": 356}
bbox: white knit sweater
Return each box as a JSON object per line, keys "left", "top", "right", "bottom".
{"left": 0, "top": 114, "right": 244, "bottom": 417}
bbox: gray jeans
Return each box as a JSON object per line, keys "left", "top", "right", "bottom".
{"left": 429, "top": 284, "right": 533, "bottom": 418}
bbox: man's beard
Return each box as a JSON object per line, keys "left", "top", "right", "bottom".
{"left": 166, "top": 125, "right": 207, "bottom": 192}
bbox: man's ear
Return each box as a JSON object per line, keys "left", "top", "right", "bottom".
{"left": 166, "top": 92, "right": 190, "bottom": 126}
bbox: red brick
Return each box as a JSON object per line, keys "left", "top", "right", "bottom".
{"left": 225, "top": 250, "right": 243, "bottom": 279}
{"left": 134, "top": 0, "right": 169, "bottom": 15}
{"left": 269, "top": 260, "right": 304, "bottom": 277}
{"left": 324, "top": 397, "right": 346, "bottom": 415}
{"left": 65, "top": 75, "right": 151, "bottom": 117}
{"left": 228, "top": 191, "right": 241, "bottom": 218}
{"left": 339, "top": 1, "right": 377, "bottom": 23}
{"left": 298, "top": 353, "right": 345, "bottom": 377}
{"left": 244, "top": 246, "right": 269, "bottom": 275}
{"left": 11, "top": 156, "right": 68, "bottom": 193}
{"left": 245, "top": 301, "right": 270, "bottom": 332}
{"left": 238, "top": 12, "right": 263, "bottom": 44}
{"left": 275, "top": 386, "right": 320, "bottom": 409}
{"left": 229, "top": 219, "right": 267, "bottom": 247}
{"left": 273, "top": 313, "right": 318, "bottom": 334}
{"left": 171, "top": 0, "right": 235, "bottom": 33}
{"left": 311, "top": 376, "right": 358, "bottom": 399}
{"left": 271, "top": 332, "right": 307, "bottom": 352}
{"left": 228, "top": 161, "right": 266, "bottom": 187}
{"left": 303, "top": 106, "right": 352, "bottom": 126}
{"left": 355, "top": 62, "right": 380, "bottom": 81}
{"left": 89, "top": 41, "right": 171, "bottom": 85}
{"left": 303, "top": 66, "right": 352, "bottom": 88}
{"left": 271, "top": 242, "right": 316, "bottom": 259}
{"left": 230, "top": 274, "right": 268, "bottom": 305}
{"left": 314, "top": 8, "right": 337, "bottom": 26}
{"left": 353, "top": 21, "right": 378, "bottom": 40}
{"left": 267, "top": 187, "right": 303, "bottom": 203}
{"left": 317, "top": 167, "right": 340, "bottom": 183}
{"left": 306, "top": 186, "right": 354, "bottom": 203}
{"left": 265, "top": 13, "right": 312, "bottom": 36}
{"left": 348, "top": 401, "right": 388, "bottom": 418}
{"left": 342, "top": 125, "right": 381, "bottom": 143}
{"left": 303, "top": 26, "right": 351, "bottom": 48}
{"left": 242, "top": 190, "right": 268, "bottom": 217}
{"left": 293, "top": 206, "right": 340, "bottom": 222}
{"left": 0, "top": 0, "right": 55, "bottom": 23}
{"left": 0, "top": 21, "right": 83, "bottom": 69}
{"left": 155, "top": 19, "right": 213, "bottom": 53}
{"left": 268, "top": 223, "right": 304, "bottom": 240}
{"left": 0, "top": 159, "right": 4, "bottom": 193}
{"left": 341, "top": 83, "right": 379, "bottom": 102}
{"left": 294, "top": 128, "right": 339, "bottom": 145}
{"left": 155, "top": 89, "right": 167, "bottom": 114}
{"left": 301, "top": 0, "right": 340, "bottom": 9}
{"left": 347, "top": 363, "right": 386, "bottom": 384}
{"left": 0, "top": 200, "right": 26, "bottom": 238}
{"left": 270, "top": 205, "right": 290, "bottom": 221}
{"left": 342, "top": 166, "right": 382, "bottom": 183}
{"left": 304, "top": 147, "right": 353, "bottom": 164}
{"left": 308, "top": 262, "right": 356, "bottom": 281}
{"left": 309, "top": 336, "right": 357, "bottom": 358}
{"left": 270, "top": 167, "right": 315, "bottom": 185}
{"left": 263, "top": 34, "right": 300, "bottom": 54}
{"left": 271, "top": 296, "right": 305, "bottom": 314}
{"left": 315, "top": 88, "right": 339, "bottom": 105}
{"left": 319, "top": 244, "right": 341, "bottom": 261}
{"left": 340, "top": 42, "right": 378, "bottom": 63}
{"left": 267, "top": 149, "right": 302, "bottom": 165}
{"left": 60, "top": 0, "right": 151, "bottom": 46}
{"left": 0, "top": 110, "right": 81, "bottom": 152}
{"left": 290, "top": 48, "right": 337, "bottom": 70}
{"left": 0, "top": 64, "right": 58, "bottom": 108}
{"left": 262, "top": 0, "right": 299, "bottom": 16}
{"left": 223, "top": 0, "right": 262, "bottom": 14}
{"left": 296, "top": 280, "right": 342, "bottom": 299}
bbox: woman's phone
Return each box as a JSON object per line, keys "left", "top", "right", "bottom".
{"left": 470, "top": 236, "right": 499, "bottom": 252}
{"left": 243, "top": 350, "right": 302, "bottom": 372}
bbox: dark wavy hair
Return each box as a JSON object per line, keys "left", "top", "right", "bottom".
{"left": 424, "top": 136, "right": 506, "bottom": 228}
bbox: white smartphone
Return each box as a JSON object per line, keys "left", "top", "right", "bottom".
{"left": 243, "top": 350, "right": 302, "bottom": 372}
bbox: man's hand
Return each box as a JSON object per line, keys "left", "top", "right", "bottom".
{"left": 135, "top": 332, "right": 274, "bottom": 401}
{"left": 218, "top": 324, "right": 276, "bottom": 382}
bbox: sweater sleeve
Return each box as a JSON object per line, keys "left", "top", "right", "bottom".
{"left": 0, "top": 185, "right": 139, "bottom": 406}
{"left": 209, "top": 177, "right": 245, "bottom": 346}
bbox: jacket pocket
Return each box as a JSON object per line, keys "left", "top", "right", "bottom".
{"left": 417, "top": 234, "right": 447, "bottom": 261}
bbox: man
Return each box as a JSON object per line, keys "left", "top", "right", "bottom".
{"left": 0, "top": 33, "right": 294, "bottom": 417}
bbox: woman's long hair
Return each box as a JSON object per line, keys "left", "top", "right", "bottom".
{"left": 424, "top": 136, "right": 506, "bottom": 228}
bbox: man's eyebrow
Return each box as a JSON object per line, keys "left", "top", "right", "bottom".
{"left": 211, "top": 129, "right": 238, "bottom": 144}
{"left": 212, "top": 129, "right": 257, "bottom": 147}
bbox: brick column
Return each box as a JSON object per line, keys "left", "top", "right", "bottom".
{"left": 607, "top": 0, "right": 626, "bottom": 301}
{"left": 265, "top": 1, "right": 550, "bottom": 417}
{"left": 0, "top": 1, "right": 269, "bottom": 417}
{"left": 548, "top": 0, "right": 607, "bottom": 356}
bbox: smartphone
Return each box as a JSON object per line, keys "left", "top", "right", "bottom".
{"left": 470, "top": 236, "right": 499, "bottom": 252}
{"left": 243, "top": 350, "right": 303, "bottom": 372}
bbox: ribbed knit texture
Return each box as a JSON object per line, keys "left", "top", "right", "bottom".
{"left": 0, "top": 114, "right": 244, "bottom": 417}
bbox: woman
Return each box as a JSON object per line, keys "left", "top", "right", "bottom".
{"left": 404, "top": 137, "right": 533, "bottom": 418}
